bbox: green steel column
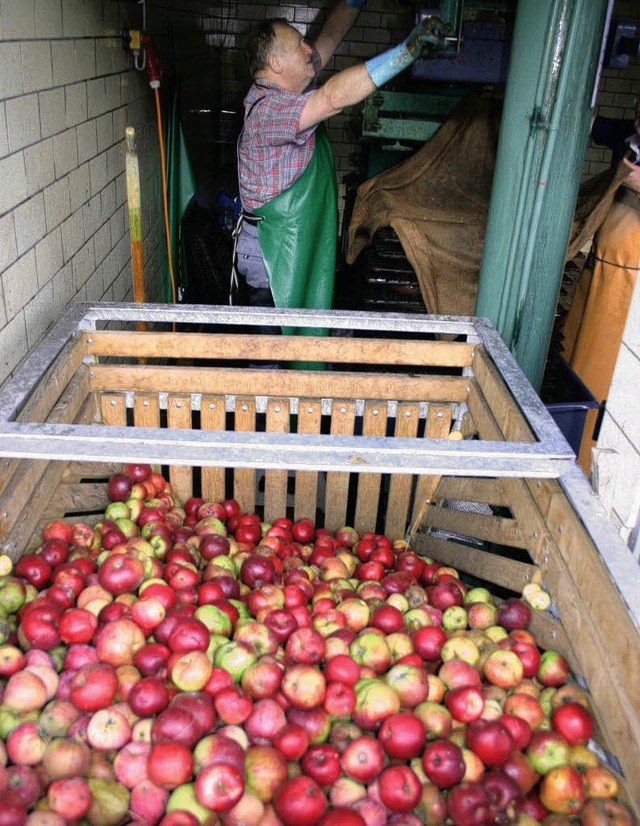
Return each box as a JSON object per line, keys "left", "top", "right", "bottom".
{"left": 475, "top": 0, "right": 611, "bottom": 390}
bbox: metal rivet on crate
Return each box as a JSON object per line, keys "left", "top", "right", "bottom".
{"left": 542, "top": 554, "right": 548, "bottom": 565}
{"left": 208, "top": 403, "right": 215, "bottom": 409}
{"left": 557, "top": 525, "right": 564, "bottom": 533}
{"left": 176, "top": 402, "right": 182, "bottom": 408}
{"left": 87, "top": 338, "right": 93, "bottom": 344}
{"left": 110, "top": 400, "right": 116, "bottom": 407}
{"left": 340, "top": 407, "right": 346, "bottom": 414}
{"left": 143, "top": 401, "right": 149, "bottom": 407}
{"left": 549, "top": 630, "right": 556, "bottom": 639}
{"left": 307, "top": 407, "right": 313, "bottom": 414}
{"left": 373, "top": 409, "right": 379, "bottom": 416}
{"left": 275, "top": 406, "right": 281, "bottom": 413}
{"left": 405, "top": 410, "right": 411, "bottom": 417}
{"left": 437, "top": 411, "right": 443, "bottom": 418}
{"left": 242, "top": 404, "right": 248, "bottom": 412}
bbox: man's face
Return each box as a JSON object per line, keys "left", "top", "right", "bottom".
{"left": 271, "top": 23, "right": 315, "bottom": 93}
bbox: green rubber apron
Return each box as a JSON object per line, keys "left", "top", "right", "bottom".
{"left": 253, "top": 125, "right": 337, "bottom": 368}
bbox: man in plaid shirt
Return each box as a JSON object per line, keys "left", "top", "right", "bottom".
{"left": 234, "top": 0, "right": 443, "bottom": 326}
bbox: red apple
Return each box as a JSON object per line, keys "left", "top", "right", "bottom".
{"left": 280, "top": 663, "right": 326, "bottom": 711}
{"left": 273, "top": 775, "right": 327, "bottom": 826}
{"left": 243, "top": 698, "right": 287, "bottom": 742}
{"left": 68, "top": 663, "right": 118, "bottom": 713}
{"left": 446, "top": 782, "right": 491, "bottom": 826}
{"left": 445, "top": 685, "right": 485, "bottom": 723}
{"left": 340, "top": 736, "right": 386, "bottom": 784}
{"left": 537, "top": 650, "right": 570, "bottom": 687}
{"left": 214, "top": 686, "right": 253, "bottom": 726}
{"left": 378, "top": 765, "right": 422, "bottom": 813}
{"left": 148, "top": 741, "right": 194, "bottom": 790}
{"left": 113, "top": 740, "right": 151, "bottom": 789}
{"left": 539, "top": 764, "right": 586, "bottom": 815}
{"left": 422, "top": 739, "right": 466, "bottom": 789}
{"left": 285, "top": 627, "right": 326, "bottom": 665}
{"left": 495, "top": 598, "right": 531, "bottom": 630}
{"left": 299, "top": 743, "right": 341, "bottom": 788}
{"left": 128, "top": 676, "right": 170, "bottom": 718}
{"left": 465, "top": 719, "right": 514, "bottom": 767}
{"left": 195, "top": 762, "right": 244, "bottom": 813}
{"left": 48, "top": 776, "right": 92, "bottom": 820}
{"left": 243, "top": 744, "right": 288, "bottom": 803}
{"left": 273, "top": 723, "right": 309, "bottom": 762}
{"left": 551, "top": 702, "right": 593, "bottom": 746}
{"left": 378, "top": 712, "right": 426, "bottom": 760}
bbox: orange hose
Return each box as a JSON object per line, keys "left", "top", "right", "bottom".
{"left": 154, "top": 85, "right": 177, "bottom": 306}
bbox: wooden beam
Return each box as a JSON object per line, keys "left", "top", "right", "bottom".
{"left": 89, "top": 364, "right": 470, "bottom": 404}
{"left": 412, "top": 533, "right": 537, "bottom": 593}
{"left": 85, "top": 330, "right": 476, "bottom": 368}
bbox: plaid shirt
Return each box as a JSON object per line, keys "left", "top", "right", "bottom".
{"left": 238, "top": 51, "right": 322, "bottom": 211}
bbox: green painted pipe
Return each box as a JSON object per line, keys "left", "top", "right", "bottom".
{"left": 475, "top": 0, "right": 611, "bottom": 390}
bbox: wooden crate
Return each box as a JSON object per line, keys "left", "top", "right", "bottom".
{"left": 0, "top": 301, "right": 639, "bottom": 817}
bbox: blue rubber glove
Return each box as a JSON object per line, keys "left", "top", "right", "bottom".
{"left": 343, "top": 0, "right": 366, "bottom": 7}
{"left": 365, "top": 18, "right": 445, "bottom": 88}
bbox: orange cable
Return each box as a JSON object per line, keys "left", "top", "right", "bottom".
{"left": 155, "top": 85, "right": 177, "bottom": 306}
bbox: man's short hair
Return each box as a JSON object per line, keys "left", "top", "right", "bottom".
{"left": 245, "top": 18, "right": 288, "bottom": 78}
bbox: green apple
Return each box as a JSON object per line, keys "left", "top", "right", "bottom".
{"left": 195, "top": 604, "right": 233, "bottom": 637}
{"left": 213, "top": 641, "right": 257, "bottom": 682}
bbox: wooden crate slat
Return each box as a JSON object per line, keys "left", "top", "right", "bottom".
{"left": 527, "top": 609, "right": 574, "bottom": 665}
{"left": 133, "top": 393, "right": 160, "bottom": 428}
{"left": 533, "top": 480, "right": 640, "bottom": 777}
{"left": 200, "top": 395, "right": 226, "bottom": 503}
{"left": 420, "top": 503, "right": 529, "bottom": 549}
{"left": 324, "top": 401, "right": 356, "bottom": 531}
{"left": 89, "top": 364, "right": 470, "bottom": 404}
{"left": 132, "top": 393, "right": 161, "bottom": 475}
{"left": 18, "top": 334, "right": 88, "bottom": 424}
{"left": 413, "top": 533, "right": 537, "bottom": 594}
{"left": 353, "top": 401, "right": 388, "bottom": 534}
{"left": 384, "top": 403, "right": 420, "bottom": 540}
{"left": 466, "top": 380, "right": 504, "bottom": 441}
{"left": 502, "top": 476, "right": 640, "bottom": 796}
{"left": 294, "top": 400, "right": 323, "bottom": 522}
{"left": 167, "top": 395, "right": 196, "bottom": 503}
{"left": 264, "top": 399, "right": 290, "bottom": 522}
{"left": 86, "top": 330, "right": 476, "bottom": 368}
{"left": 101, "top": 393, "right": 128, "bottom": 427}
{"left": 434, "top": 477, "right": 511, "bottom": 508}
{"left": 473, "top": 348, "right": 536, "bottom": 443}
{"left": 233, "top": 398, "right": 257, "bottom": 514}
{"left": 0, "top": 336, "right": 89, "bottom": 502}
{"left": 42, "top": 482, "right": 110, "bottom": 520}
{"left": 408, "top": 404, "right": 454, "bottom": 540}
{"left": 0, "top": 379, "right": 96, "bottom": 557}
{"left": 62, "top": 461, "right": 123, "bottom": 481}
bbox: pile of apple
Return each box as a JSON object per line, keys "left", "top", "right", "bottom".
{"left": 0, "top": 463, "right": 634, "bottom": 826}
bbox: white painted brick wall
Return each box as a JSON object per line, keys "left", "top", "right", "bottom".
{"left": 0, "top": 0, "right": 165, "bottom": 387}
{"left": 594, "top": 269, "right": 640, "bottom": 558}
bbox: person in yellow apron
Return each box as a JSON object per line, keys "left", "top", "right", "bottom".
{"left": 234, "top": 1, "right": 445, "bottom": 357}
{"left": 562, "top": 100, "right": 640, "bottom": 474}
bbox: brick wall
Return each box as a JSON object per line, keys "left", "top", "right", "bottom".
{"left": 583, "top": 0, "right": 640, "bottom": 177}
{"left": 0, "top": 0, "right": 166, "bottom": 387}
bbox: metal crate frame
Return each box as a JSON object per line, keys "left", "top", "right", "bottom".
{"left": 0, "top": 301, "right": 574, "bottom": 478}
